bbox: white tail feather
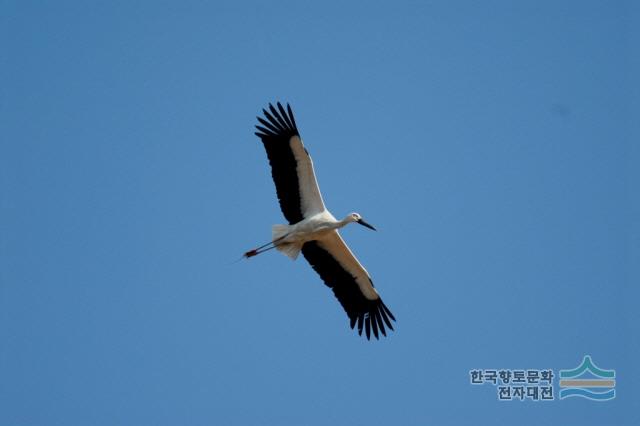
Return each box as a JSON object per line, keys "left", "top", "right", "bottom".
{"left": 272, "top": 224, "right": 290, "bottom": 241}
{"left": 276, "top": 242, "right": 302, "bottom": 260}
{"left": 271, "top": 224, "right": 301, "bottom": 260}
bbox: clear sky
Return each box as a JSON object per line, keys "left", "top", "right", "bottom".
{"left": 2, "top": 1, "right": 638, "bottom": 425}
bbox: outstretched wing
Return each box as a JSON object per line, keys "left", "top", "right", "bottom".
{"left": 301, "top": 231, "right": 396, "bottom": 340}
{"left": 254, "top": 103, "right": 326, "bottom": 224}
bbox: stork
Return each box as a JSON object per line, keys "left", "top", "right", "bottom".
{"left": 245, "top": 102, "right": 396, "bottom": 340}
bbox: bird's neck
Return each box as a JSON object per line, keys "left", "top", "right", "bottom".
{"left": 336, "top": 217, "right": 353, "bottom": 229}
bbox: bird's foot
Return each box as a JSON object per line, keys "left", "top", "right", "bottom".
{"left": 244, "top": 249, "right": 259, "bottom": 258}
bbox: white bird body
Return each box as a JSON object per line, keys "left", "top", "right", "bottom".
{"left": 277, "top": 210, "right": 339, "bottom": 242}
{"left": 247, "top": 102, "right": 395, "bottom": 339}
{"left": 271, "top": 211, "right": 356, "bottom": 256}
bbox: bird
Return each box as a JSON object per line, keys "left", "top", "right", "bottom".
{"left": 244, "top": 102, "right": 396, "bottom": 340}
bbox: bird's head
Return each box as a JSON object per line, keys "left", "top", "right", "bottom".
{"left": 348, "top": 212, "right": 376, "bottom": 231}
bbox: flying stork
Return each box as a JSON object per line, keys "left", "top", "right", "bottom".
{"left": 244, "top": 102, "right": 396, "bottom": 340}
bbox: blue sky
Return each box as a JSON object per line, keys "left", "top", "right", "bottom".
{"left": 2, "top": 1, "right": 638, "bottom": 425}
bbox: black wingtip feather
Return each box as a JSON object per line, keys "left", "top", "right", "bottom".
{"left": 381, "top": 302, "right": 396, "bottom": 322}
{"left": 257, "top": 117, "right": 280, "bottom": 134}
{"left": 255, "top": 125, "right": 273, "bottom": 137}
{"left": 262, "top": 109, "right": 285, "bottom": 132}
{"left": 371, "top": 311, "right": 379, "bottom": 339}
{"left": 365, "top": 315, "right": 371, "bottom": 340}
{"left": 269, "top": 104, "right": 289, "bottom": 130}
{"left": 277, "top": 102, "right": 293, "bottom": 129}
{"left": 287, "top": 104, "right": 297, "bottom": 130}
{"left": 380, "top": 307, "right": 394, "bottom": 331}
{"left": 375, "top": 309, "right": 387, "bottom": 336}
